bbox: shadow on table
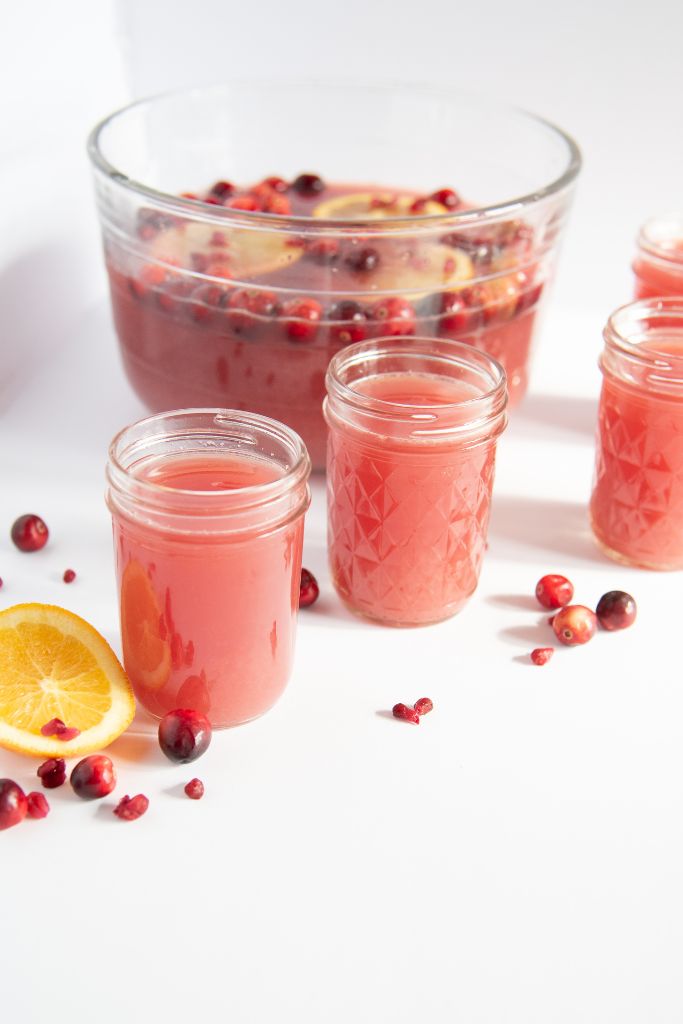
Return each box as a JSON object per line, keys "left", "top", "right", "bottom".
{"left": 488, "top": 494, "right": 612, "bottom": 568}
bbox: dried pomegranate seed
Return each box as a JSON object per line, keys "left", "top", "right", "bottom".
{"left": 535, "top": 574, "right": 574, "bottom": 610}
{"left": 299, "top": 568, "right": 319, "bottom": 608}
{"left": 184, "top": 778, "right": 204, "bottom": 800}
{"left": 63, "top": 568, "right": 76, "bottom": 583}
{"left": 530, "top": 647, "right": 554, "bottom": 666}
{"left": 283, "top": 298, "right": 322, "bottom": 342}
{"left": 431, "top": 188, "right": 461, "bottom": 210}
{"left": 370, "top": 296, "right": 416, "bottom": 337}
{"left": 345, "top": 247, "right": 380, "bottom": 274}
{"left": 414, "top": 697, "right": 434, "bottom": 716}
{"left": 392, "top": 703, "right": 420, "bottom": 724}
{"left": 11, "top": 514, "right": 49, "bottom": 552}
{"left": 26, "top": 792, "right": 50, "bottom": 819}
{"left": 552, "top": 605, "right": 597, "bottom": 647}
{"left": 70, "top": 755, "right": 116, "bottom": 800}
{"left": 114, "top": 794, "right": 149, "bottom": 821}
{"left": 596, "top": 591, "right": 637, "bottom": 631}
{"left": 158, "top": 709, "right": 212, "bottom": 764}
{"left": 37, "top": 757, "right": 66, "bottom": 789}
{"left": 328, "top": 300, "right": 368, "bottom": 344}
{"left": 0, "top": 780, "right": 28, "bottom": 831}
{"left": 209, "top": 180, "right": 235, "bottom": 199}
{"left": 292, "top": 173, "right": 325, "bottom": 197}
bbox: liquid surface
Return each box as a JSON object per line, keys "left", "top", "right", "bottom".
{"left": 136, "top": 452, "right": 285, "bottom": 492}
{"left": 352, "top": 371, "right": 482, "bottom": 406}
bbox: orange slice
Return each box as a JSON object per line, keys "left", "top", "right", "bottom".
{"left": 0, "top": 603, "right": 135, "bottom": 758}
{"left": 313, "top": 192, "right": 446, "bottom": 220}
{"left": 120, "top": 561, "right": 171, "bottom": 692}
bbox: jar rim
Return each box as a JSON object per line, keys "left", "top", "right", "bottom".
{"left": 637, "top": 215, "right": 683, "bottom": 267}
{"left": 603, "top": 298, "right": 683, "bottom": 391}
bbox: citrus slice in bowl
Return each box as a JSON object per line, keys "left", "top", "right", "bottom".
{"left": 312, "top": 192, "right": 446, "bottom": 220}
{"left": 0, "top": 603, "right": 135, "bottom": 758}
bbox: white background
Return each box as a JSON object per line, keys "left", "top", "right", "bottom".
{"left": 1, "top": 2, "right": 683, "bottom": 1022}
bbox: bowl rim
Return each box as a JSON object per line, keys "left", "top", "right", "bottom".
{"left": 87, "top": 79, "right": 582, "bottom": 229}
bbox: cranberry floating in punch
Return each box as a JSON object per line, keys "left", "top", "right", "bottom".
{"left": 88, "top": 83, "right": 580, "bottom": 468}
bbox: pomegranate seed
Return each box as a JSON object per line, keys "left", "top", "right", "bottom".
{"left": 114, "top": 794, "right": 149, "bottom": 821}
{"left": 63, "top": 568, "right": 76, "bottom": 583}
{"left": 414, "top": 697, "right": 434, "bottom": 716}
{"left": 37, "top": 758, "right": 66, "bottom": 789}
{"left": 184, "top": 778, "right": 204, "bottom": 800}
{"left": 263, "top": 176, "right": 289, "bottom": 193}
{"left": 209, "top": 180, "right": 235, "bottom": 199}
{"left": 299, "top": 568, "right": 319, "bottom": 608}
{"left": 283, "top": 298, "right": 322, "bottom": 342}
{"left": 26, "top": 792, "right": 50, "bottom": 819}
{"left": 56, "top": 726, "right": 80, "bottom": 741}
{"left": 552, "top": 605, "right": 597, "bottom": 647}
{"left": 345, "top": 247, "right": 380, "bottom": 274}
{"left": 392, "top": 703, "right": 420, "bottom": 724}
{"left": 291, "top": 173, "right": 325, "bottom": 197}
{"left": 431, "top": 188, "right": 461, "bottom": 210}
{"left": 370, "top": 296, "right": 416, "bottom": 337}
{"left": 530, "top": 647, "right": 554, "bottom": 666}
{"left": 596, "top": 591, "right": 637, "bottom": 631}
{"left": 328, "top": 300, "right": 368, "bottom": 344}
{"left": 41, "top": 718, "right": 66, "bottom": 737}
{"left": 535, "top": 574, "right": 574, "bottom": 610}
{"left": 158, "top": 709, "right": 212, "bottom": 764}
{"left": 11, "top": 514, "right": 49, "bottom": 552}
{"left": 0, "top": 780, "right": 28, "bottom": 831}
{"left": 70, "top": 755, "right": 116, "bottom": 800}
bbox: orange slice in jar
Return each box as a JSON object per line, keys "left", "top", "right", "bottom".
{"left": 312, "top": 192, "right": 446, "bottom": 220}
{"left": 120, "top": 561, "right": 171, "bottom": 692}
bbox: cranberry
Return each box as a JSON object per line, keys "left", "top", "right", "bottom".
{"left": 70, "top": 755, "right": 116, "bottom": 800}
{"left": 228, "top": 288, "right": 279, "bottom": 332}
{"left": 209, "top": 180, "right": 235, "bottom": 199}
{"left": 227, "top": 195, "right": 260, "bottom": 212}
{"left": 596, "top": 591, "right": 637, "bottom": 631}
{"left": 431, "top": 188, "right": 461, "bottom": 210}
{"left": 63, "top": 568, "right": 76, "bottom": 583}
{"left": 392, "top": 703, "right": 420, "bottom": 724}
{"left": 283, "top": 298, "right": 322, "bottom": 342}
{"left": 516, "top": 281, "right": 544, "bottom": 315}
{"left": 158, "top": 709, "right": 212, "bottom": 764}
{"left": 409, "top": 197, "right": 429, "bottom": 214}
{"left": 188, "top": 283, "right": 228, "bottom": 323}
{"left": 345, "top": 247, "right": 380, "bottom": 274}
{"left": 370, "top": 296, "right": 416, "bottom": 337}
{"left": 37, "top": 757, "right": 66, "bottom": 789}
{"left": 530, "top": 647, "right": 554, "bottom": 666}
{"left": 263, "top": 176, "right": 289, "bottom": 193}
{"left": 535, "top": 574, "right": 574, "bottom": 610}
{"left": 414, "top": 697, "right": 434, "bottom": 716}
{"left": 328, "top": 300, "right": 368, "bottom": 344}
{"left": 184, "top": 778, "right": 204, "bottom": 800}
{"left": 114, "top": 794, "right": 149, "bottom": 821}
{"left": 26, "top": 792, "right": 50, "bottom": 819}
{"left": 0, "top": 780, "right": 28, "bottom": 831}
{"left": 552, "top": 605, "right": 598, "bottom": 647}
{"left": 11, "top": 514, "right": 49, "bottom": 552}
{"left": 299, "top": 568, "right": 319, "bottom": 608}
{"left": 291, "top": 173, "right": 325, "bottom": 197}
{"left": 306, "top": 239, "right": 340, "bottom": 265}
{"left": 439, "top": 291, "right": 472, "bottom": 335}
{"left": 264, "top": 193, "right": 291, "bottom": 215}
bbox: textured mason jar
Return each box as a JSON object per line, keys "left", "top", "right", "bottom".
{"left": 591, "top": 299, "right": 683, "bottom": 569}
{"left": 633, "top": 216, "right": 683, "bottom": 299}
{"left": 106, "top": 409, "right": 311, "bottom": 726}
{"left": 324, "top": 337, "right": 507, "bottom": 626}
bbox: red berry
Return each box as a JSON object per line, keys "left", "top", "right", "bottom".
{"left": 11, "top": 514, "right": 49, "bottom": 552}
{"left": 392, "top": 703, "right": 420, "bottom": 724}
{"left": 370, "top": 296, "right": 416, "bottom": 337}
{"left": 158, "top": 709, "right": 212, "bottom": 764}
{"left": 70, "top": 755, "right": 116, "bottom": 800}
{"left": 283, "top": 298, "right": 322, "bottom": 341}
{"left": 0, "top": 780, "right": 28, "bottom": 830}
{"left": 63, "top": 568, "right": 76, "bottom": 583}
{"left": 409, "top": 197, "right": 429, "bottom": 214}
{"left": 535, "top": 574, "right": 574, "bottom": 610}
{"left": 292, "top": 173, "right": 325, "bottom": 197}
{"left": 596, "top": 591, "right": 637, "bottom": 631}
{"left": 530, "top": 647, "right": 554, "bottom": 666}
{"left": 184, "top": 778, "right": 204, "bottom": 800}
{"left": 552, "top": 605, "right": 597, "bottom": 647}
{"left": 227, "top": 195, "right": 260, "bottom": 212}
{"left": 299, "top": 568, "right": 319, "bottom": 608}
{"left": 208, "top": 180, "right": 235, "bottom": 199}
{"left": 431, "top": 188, "right": 461, "bottom": 210}
{"left": 26, "top": 792, "right": 50, "bottom": 819}
{"left": 37, "top": 758, "right": 66, "bottom": 789}
{"left": 413, "top": 697, "right": 434, "bottom": 716}
{"left": 40, "top": 717, "right": 66, "bottom": 737}
{"left": 439, "top": 291, "right": 482, "bottom": 335}
{"left": 307, "top": 239, "right": 340, "bottom": 265}
{"left": 264, "top": 193, "right": 291, "bottom": 215}
{"left": 345, "top": 247, "right": 380, "bottom": 274}
{"left": 328, "top": 300, "right": 368, "bottom": 344}
{"left": 114, "top": 794, "right": 149, "bottom": 821}
{"left": 263, "top": 176, "right": 289, "bottom": 193}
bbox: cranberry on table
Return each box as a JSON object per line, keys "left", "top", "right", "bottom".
{"left": 70, "top": 755, "right": 116, "bottom": 800}
{"left": 299, "top": 568, "right": 319, "bottom": 608}
{"left": 535, "top": 574, "right": 574, "bottom": 610}
{"left": 11, "top": 514, "right": 49, "bottom": 552}
{"left": 158, "top": 709, "right": 212, "bottom": 764}
{"left": 596, "top": 590, "right": 637, "bottom": 631}
{"left": 291, "top": 173, "right": 325, "bottom": 197}
{"left": 26, "top": 792, "right": 50, "bottom": 819}
{"left": 37, "top": 757, "right": 66, "bottom": 789}
{"left": 0, "top": 780, "right": 28, "bottom": 830}
{"left": 63, "top": 568, "right": 77, "bottom": 583}
{"left": 552, "top": 605, "right": 597, "bottom": 647}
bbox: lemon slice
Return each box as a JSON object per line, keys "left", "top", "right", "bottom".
{"left": 351, "top": 244, "right": 473, "bottom": 296}
{"left": 151, "top": 220, "right": 303, "bottom": 279}
{"left": 313, "top": 192, "right": 445, "bottom": 221}
{"left": 0, "top": 604, "right": 135, "bottom": 758}
{"left": 120, "top": 561, "right": 171, "bottom": 692}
